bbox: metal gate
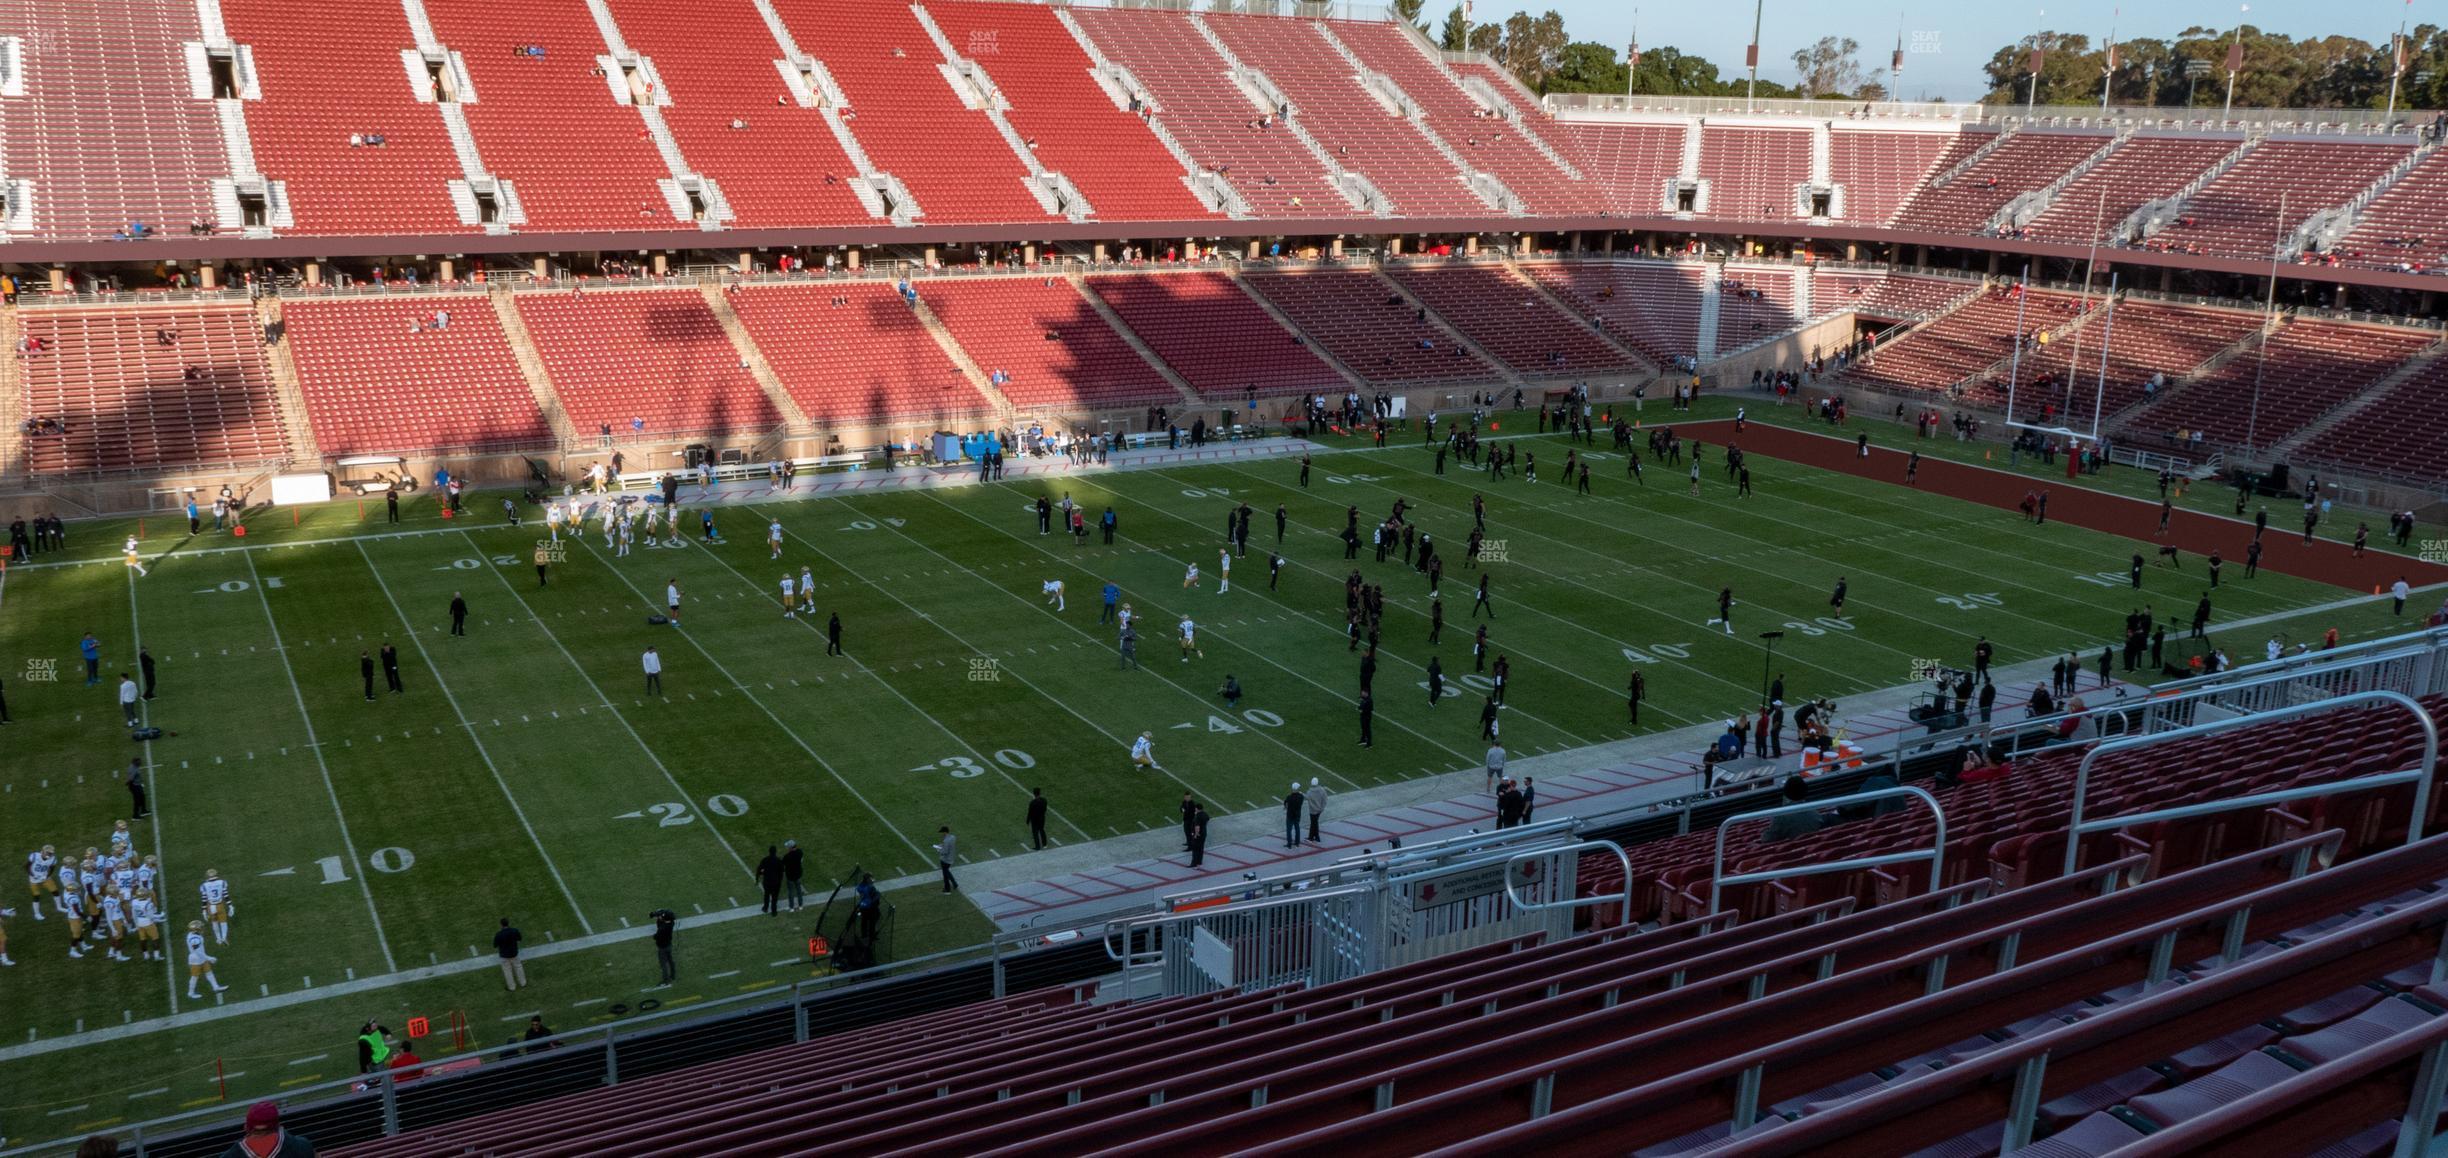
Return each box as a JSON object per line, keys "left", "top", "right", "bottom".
{"left": 1105, "top": 884, "right": 1380, "bottom": 998}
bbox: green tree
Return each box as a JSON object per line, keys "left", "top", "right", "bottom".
{"left": 1791, "top": 35, "right": 1864, "bottom": 98}
{"left": 1545, "top": 41, "right": 1627, "bottom": 95}
{"left": 1437, "top": 3, "right": 1468, "bottom": 52}
{"left": 1391, "top": 0, "right": 1428, "bottom": 35}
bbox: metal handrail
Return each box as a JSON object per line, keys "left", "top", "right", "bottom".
{"left": 2062, "top": 690, "right": 2442, "bottom": 876}
{"left": 1710, "top": 786, "right": 1946, "bottom": 914}
{"left": 1102, "top": 882, "right": 1377, "bottom": 965}
{"left": 1502, "top": 840, "right": 1634, "bottom": 928}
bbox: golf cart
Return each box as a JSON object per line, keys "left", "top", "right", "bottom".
{"left": 333, "top": 455, "right": 420, "bottom": 496}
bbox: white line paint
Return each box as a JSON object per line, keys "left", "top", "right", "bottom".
{"left": 239, "top": 551, "right": 399, "bottom": 973}
{"left": 122, "top": 566, "right": 185, "bottom": 1018}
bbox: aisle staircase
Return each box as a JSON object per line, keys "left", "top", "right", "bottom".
{"left": 903, "top": 288, "right": 1016, "bottom": 425}
{"left": 698, "top": 285, "right": 811, "bottom": 429}
{"left": 486, "top": 290, "right": 583, "bottom": 446}
{"left": 251, "top": 296, "right": 319, "bottom": 463}
{"left": 1067, "top": 274, "right": 1202, "bottom": 407}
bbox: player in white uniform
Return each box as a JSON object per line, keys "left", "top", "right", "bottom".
{"left": 768, "top": 520, "right": 785, "bottom": 560}
{"left": 1182, "top": 561, "right": 1200, "bottom": 589}
{"left": 185, "top": 921, "right": 226, "bottom": 997}
{"left": 77, "top": 854, "right": 102, "bottom": 907}
{"left": 109, "top": 820, "right": 133, "bottom": 858}
{"left": 54, "top": 860, "right": 76, "bottom": 918}
{"left": 1216, "top": 549, "right": 1230, "bottom": 594}
{"left": 798, "top": 566, "right": 817, "bottom": 614}
{"left": 602, "top": 500, "right": 620, "bottom": 547}
{"left": 1042, "top": 580, "right": 1065, "bottom": 611}
{"left": 665, "top": 581, "right": 683, "bottom": 626}
{"left": 616, "top": 516, "right": 633, "bottom": 557}
{"left": 1178, "top": 616, "right": 1202, "bottom": 662}
{"left": 545, "top": 500, "right": 565, "bottom": 542}
{"left": 779, "top": 572, "right": 797, "bottom": 618}
{"left": 130, "top": 890, "right": 162, "bottom": 960}
{"left": 26, "top": 846, "right": 56, "bottom": 920}
{"left": 1131, "top": 731, "right": 1163, "bottom": 773}
{"left": 200, "top": 869, "right": 232, "bottom": 944}
{"left": 663, "top": 504, "right": 686, "bottom": 547}
{"left": 640, "top": 502, "right": 661, "bottom": 540}
{"left": 135, "top": 855, "right": 159, "bottom": 898}
{"left": 61, "top": 887, "right": 90, "bottom": 957}
{"left": 124, "top": 536, "right": 148, "bottom": 577}
{"left": 0, "top": 903, "right": 14, "bottom": 965}
{"left": 1117, "top": 604, "right": 1134, "bottom": 636}
{"left": 99, "top": 892, "right": 129, "bottom": 960}
{"left": 110, "top": 860, "right": 136, "bottom": 900}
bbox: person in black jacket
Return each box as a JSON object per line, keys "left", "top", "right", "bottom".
{"left": 360, "top": 651, "right": 376, "bottom": 702}
{"left": 1282, "top": 783, "right": 1305, "bottom": 847}
{"left": 449, "top": 592, "right": 468, "bottom": 636}
{"left": 1187, "top": 803, "right": 1210, "bottom": 867}
{"left": 756, "top": 846, "right": 785, "bottom": 915}
{"left": 779, "top": 841, "right": 804, "bottom": 912}
{"left": 1026, "top": 789, "right": 1049, "bottom": 850}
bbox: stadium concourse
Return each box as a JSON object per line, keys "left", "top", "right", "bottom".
{"left": 10, "top": 0, "right": 2448, "bottom": 1152}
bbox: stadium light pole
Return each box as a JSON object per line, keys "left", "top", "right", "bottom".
{"left": 1745, "top": 0, "right": 1764, "bottom": 113}
{"left": 2245, "top": 193, "right": 2286, "bottom": 453}
{"left": 1757, "top": 630, "right": 1784, "bottom": 712}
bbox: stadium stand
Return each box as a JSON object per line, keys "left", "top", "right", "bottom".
{"left": 1695, "top": 124, "right": 1810, "bottom": 221}
{"left": 2293, "top": 348, "right": 2448, "bottom": 485}
{"left": 766, "top": 0, "right": 1055, "bottom": 224}
{"left": 217, "top": 0, "right": 470, "bottom": 235}
{"left": 2121, "top": 318, "right": 2437, "bottom": 450}
{"left": 0, "top": 0, "right": 229, "bottom": 242}
{"left": 927, "top": 1, "right": 1210, "bottom": 221}
{"left": 2326, "top": 147, "right": 2448, "bottom": 274}
{"left": 1837, "top": 286, "right": 2088, "bottom": 399}
{"left": 2146, "top": 139, "right": 2415, "bottom": 260}
{"left": 18, "top": 304, "right": 289, "bottom": 473}
{"left": 2001, "top": 299, "right": 2266, "bottom": 419}
{"left": 510, "top": 288, "right": 781, "bottom": 437}
{"left": 917, "top": 276, "right": 1177, "bottom": 409}
{"left": 1382, "top": 264, "right": 1638, "bottom": 376}
{"left": 1891, "top": 131, "right": 2111, "bottom": 236}
{"left": 279, "top": 295, "right": 553, "bottom": 456}
{"left": 1716, "top": 265, "right": 1803, "bottom": 348}
{"left": 1081, "top": 271, "right": 1347, "bottom": 400}
{"left": 1558, "top": 121, "right": 1686, "bottom": 216}
{"left": 1239, "top": 268, "right": 1501, "bottom": 386}
{"left": 1515, "top": 260, "right": 1706, "bottom": 366}
{"left": 1327, "top": 20, "right": 1592, "bottom": 215}
{"left": 1202, "top": 12, "right": 1489, "bottom": 217}
{"left": 722, "top": 282, "right": 995, "bottom": 425}
{"left": 600, "top": 0, "right": 876, "bottom": 228}
{"left": 419, "top": 0, "right": 677, "bottom": 232}
{"left": 1065, "top": 6, "right": 1342, "bottom": 218}
{"left": 1825, "top": 129, "right": 1958, "bottom": 226}
{"left": 2015, "top": 135, "right": 2239, "bottom": 244}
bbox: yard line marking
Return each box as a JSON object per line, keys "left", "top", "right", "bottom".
{"left": 769, "top": 957, "right": 802, "bottom": 968}
{"left": 286, "top": 1054, "right": 327, "bottom": 1066}
{"left": 239, "top": 550, "right": 398, "bottom": 973}
{"left": 571, "top": 540, "right": 943, "bottom": 869}
{"left": 121, "top": 566, "right": 185, "bottom": 1017}
{"left": 499, "top": 1011, "right": 541, "bottom": 1022}
{"left": 849, "top": 493, "right": 1360, "bottom": 791}
{"left": 128, "top": 1088, "right": 168, "bottom": 1100}
{"left": 358, "top": 541, "right": 593, "bottom": 935}
{"left": 459, "top": 531, "right": 757, "bottom": 882}
{"left": 689, "top": 521, "right": 1097, "bottom": 845}
{"left": 571, "top": 997, "right": 608, "bottom": 1008}
{"left": 46, "top": 1104, "right": 89, "bottom": 1116}
{"left": 706, "top": 970, "right": 741, "bottom": 980}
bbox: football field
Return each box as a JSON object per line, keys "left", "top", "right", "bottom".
{"left": 0, "top": 409, "right": 2429, "bottom": 1138}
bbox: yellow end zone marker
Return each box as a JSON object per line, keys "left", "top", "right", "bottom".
{"left": 279, "top": 1074, "right": 322, "bottom": 1088}
{"left": 179, "top": 1096, "right": 221, "bottom": 1109}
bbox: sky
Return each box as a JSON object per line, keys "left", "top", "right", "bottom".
{"left": 1447, "top": 0, "right": 2435, "bottom": 102}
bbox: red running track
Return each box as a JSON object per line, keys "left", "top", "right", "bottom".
{"left": 1662, "top": 419, "right": 2448, "bottom": 594}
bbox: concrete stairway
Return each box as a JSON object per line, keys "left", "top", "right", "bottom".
{"left": 251, "top": 297, "right": 319, "bottom": 464}
{"left": 1067, "top": 274, "right": 1201, "bottom": 407}
{"left": 486, "top": 289, "right": 583, "bottom": 447}
{"left": 698, "top": 285, "right": 811, "bottom": 429}
{"left": 0, "top": 302, "right": 22, "bottom": 477}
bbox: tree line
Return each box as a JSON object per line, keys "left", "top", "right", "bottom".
{"left": 1381, "top": 0, "right": 2443, "bottom": 111}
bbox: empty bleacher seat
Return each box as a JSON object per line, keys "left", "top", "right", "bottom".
{"left": 512, "top": 288, "right": 780, "bottom": 436}
{"left": 282, "top": 295, "right": 551, "bottom": 455}
{"left": 18, "top": 303, "right": 289, "bottom": 473}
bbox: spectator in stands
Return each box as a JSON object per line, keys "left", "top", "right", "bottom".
{"left": 1762, "top": 776, "right": 1823, "bottom": 843}
{"left": 224, "top": 1101, "right": 314, "bottom": 1157}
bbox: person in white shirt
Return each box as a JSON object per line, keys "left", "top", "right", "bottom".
{"left": 200, "top": 869, "right": 232, "bottom": 943}
{"left": 665, "top": 580, "right": 682, "bottom": 625}
{"left": 779, "top": 573, "right": 797, "bottom": 618}
{"left": 185, "top": 921, "right": 226, "bottom": 997}
{"left": 2393, "top": 577, "right": 2413, "bottom": 616}
{"left": 1178, "top": 616, "right": 1202, "bottom": 662}
{"left": 118, "top": 674, "right": 140, "bottom": 727}
{"left": 1216, "top": 549, "right": 1230, "bottom": 594}
{"left": 1131, "top": 731, "right": 1163, "bottom": 772}
{"left": 1182, "top": 561, "right": 1200, "bottom": 589}
{"left": 643, "top": 647, "right": 664, "bottom": 696}
{"left": 798, "top": 566, "right": 817, "bottom": 613}
{"left": 1042, "top": 579, "right": 1065, "bottom": 611}
{"left": 123, "top": 536, "right": 147, "bottom": 577}
{"left": 616, "top": 518, "right": 633, "bottom": 557}
{"left": 99, "top": 892, "right": 128, "bottom": 960}
{"left": 768, "top": 520, "right": 785, "bottom": 560}
{"left": 545, "top": 500, "right": 565, "bottom": 542}
{"left": 130, "top": 890, "right": 161, "bottom": 960}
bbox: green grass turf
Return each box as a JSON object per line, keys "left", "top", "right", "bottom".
{"left": 0, "top": 423, "right": 2405, "bottom": 1139}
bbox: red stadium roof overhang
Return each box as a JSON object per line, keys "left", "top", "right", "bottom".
{"left": 12, "top": 215, "right": 2446, "bottom": 296}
